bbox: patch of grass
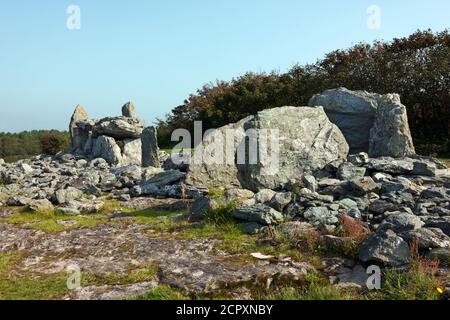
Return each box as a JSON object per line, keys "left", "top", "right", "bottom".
{"left": 0, "top": 252, "right": 68, "bottom": 300}
{"left": 82, "top": 263, "right": 159, "bottom": 287}
{"left": 138, "top": 285, "right": 189, "bottom": 300}
{"left": 207, "top": 188, "right": 226, "bottom": 198}
{"left": 2, "top": 210, "right": 108, "bottom": 233}
{"left": 258, "top": 274, "right": 359, "bottom": 300}
{"left": 204, "top": 202, "right": 236, "bottom": 225}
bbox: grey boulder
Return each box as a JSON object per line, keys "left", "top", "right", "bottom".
{"left": 359, "top": 229, "right": 410, "bottom": 267}
{"left": 232, "top": 204, "right": 284, "bottom": 225}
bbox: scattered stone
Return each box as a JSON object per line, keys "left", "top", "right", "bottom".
{"left": 348, "top": 153, "right": 369, "bottom": 166}
{"left": 55, "top": 187, "right": 83, "bottom": 205}
{"left": 378, "top": 213, "right": 424, "bottom": 233}
{"left": 337, "top": 162, "right": 366, "bottom": 181}
{"left": 267, "top": 192, "right": 292, "bottom": 212}
{"left": 254, "top": 189, "right": 277, "bottom": 204}
{"left": 28, "top": 199, "right": 54, "bottom": 213}
{"left": 232, "top": 204, "right": 284, "bottom": 225}
{"left": 359, "top": 229, "right": 410, "bottom": 267}
{"left": 189, "top": 196, "right": 219, "bottom": 220}
{"left": 303, "top": 207, "right": 339, "bottom": 226}
{"left": 7, "top": 196, "right": 32, "bottom": 207}
{"left": 400, "top": 228, "right": 450, "bottom": 249}
{"left": 349, "top": 177, "right": 381, "bottom": 196}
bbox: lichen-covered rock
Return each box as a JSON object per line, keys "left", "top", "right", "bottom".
{"left": 121, "top": 138, "right": 142, "bottom": 166}
{"left": 369, "top": 94, "right": 415, "bottom": 158}
{"left": 185, "top": 116, "right": 254, "bottom": 189}
{"left": 92, "top": 136, "right": 122, "bottom": 166}
{"left": 239, "top": 106, "right": 349, "bottom": 191}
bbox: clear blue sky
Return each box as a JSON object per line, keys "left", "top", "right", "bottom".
{"left": 0, "top": 0, "right": 449, "bottom": 132}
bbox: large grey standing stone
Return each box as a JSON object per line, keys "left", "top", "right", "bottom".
{"left": 369, "top": 94, "right": 415, "bottom": 158}
{"left": 141, "top": 127, "right": 160, "bottom": 168}
{"left": 93, "top": 117, "right": 144, "bottom": 140}
{"left": 121, "top": 102, "right": 137, "bottom": 118}
{"left": 308, "top": 88, "right": 378, "bottom": 153}
{"left": 240, "top": 107, "right": 349, "bottom": 191}
{"left": 359, "top": 229, "right": 410, "bottom": 267}
{"left": 92, "top": 136, "right": 122, "bottom": 166}
{"left": 185, "top": 116, "right": 254, "bottom": 189}
{"left": 121, "top": 139, "right": 142, "bottom": 166}
{"left": 69, "top": 105, "right": 89, "bottom": 151}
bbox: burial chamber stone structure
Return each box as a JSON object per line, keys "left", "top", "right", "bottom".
{"left": 185, "top": 88, "right": 418, "bottom": 191}
{"left": 69, "top": 102, "right": 160, "bottom": 167}
{"left": 309, "top": 87, "right": 416, "bottom": 157}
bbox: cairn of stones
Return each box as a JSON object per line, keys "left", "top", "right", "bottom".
{"left": 69, "top": 102, "right": 160, "bottom": 168}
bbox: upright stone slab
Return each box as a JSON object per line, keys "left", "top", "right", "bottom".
{"left": 122, "top": 138, "right": 142, "bottom": 166}
{"left": 369, "top": 94, "right": 415, "bottom": 158}
{"left": 92, "top": 136, "right": 122, "bottom": 166}
{"left": 141, "top": 127, "right": 160, "bottom": 168}
{"left": 69, "top": 105, "right": 89, "bottom": 151}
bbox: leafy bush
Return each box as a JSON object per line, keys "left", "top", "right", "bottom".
{"left": 39, "top": 131, "right": 69, "bottom": 155}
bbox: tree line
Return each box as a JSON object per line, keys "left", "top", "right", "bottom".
{"left": 157, "top": 29, "right": 450, "bottom": 157}
{"left": 0, "top": 131, "right": 69, "bottom": 162}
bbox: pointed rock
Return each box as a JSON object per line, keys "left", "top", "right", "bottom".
{"left": 69, "top": 105, "right": 89, "bottom": 150}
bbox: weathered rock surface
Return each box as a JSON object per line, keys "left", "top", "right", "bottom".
{"left": 93, "top": 117, "right": 144, "bottom": 140}
{"left": 0, "top": 223, "right": 315, "bottom": 299}
{"left": 141, "top": 127, "right": 160, "bottom": 168}
{"left": 359, "top": 229, "right": 410, "bottom": 267}
{"left": 92, "top": 136, "right": 123, "bottom": 166}
{"left": 70, "top": 105, "right": 89, "bottom": 151}
{"left": 232, "top": 204, "right": 284, "bottom": 225}
{"left": 185, "top": 116, "right": 254, "bottom": 189}
{"left": 369, "top": 94, "right": 415, "bottom": 158}
{"left": 239, "top": 106, "right": 349, "bottom": 191}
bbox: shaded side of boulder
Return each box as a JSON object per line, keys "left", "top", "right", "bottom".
{"left": 309, "top": 88, "right": 378, "bottom": 153}
{"left": 185, "top": 116, "right": 254, "bottom": 189}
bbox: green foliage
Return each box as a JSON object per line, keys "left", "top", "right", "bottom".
{"left": 139, "top": 286, "right": 188, "bottom": 300}
{"left": 0, "top": 253, "right": 68, "bottom": 300}
{"left": 158, "top": 29, "right": 450, "bottom": 155}
{"left": 380, "top": 269, "right": 440, "bottom": 300}
{"left": 0, "top": 130, "right": 69, "bottom": 162}
{"left": 39, "top": 131, "right": 69, "bottom": 155}
{"left": 204, "top": 202, "right": 237, "bottom": 225}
